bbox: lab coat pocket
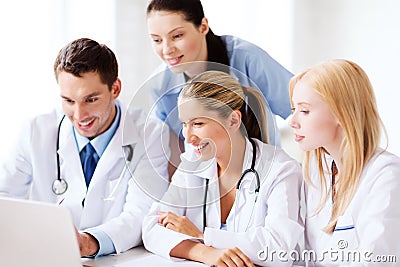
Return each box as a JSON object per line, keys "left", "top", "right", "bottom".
{"left": 102, "top": 176, "right": 127, "bottom": 220}
{"left": 104, "top": 177, "right": 120, "bottom": 201}
{"left": 330, "top": 215, "right": 359, "bottom": 252}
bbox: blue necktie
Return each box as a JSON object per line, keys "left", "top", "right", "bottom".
{"left": 82, "top": 143, "right": 97, "bottom": 187}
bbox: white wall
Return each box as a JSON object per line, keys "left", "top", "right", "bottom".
{"left": 113, "top": 0, "right": 160, "bottom": 110}
{"left": 1, "top": 0, "right": 399, "bottom": 162}
{"left": 0, "top": 0, "right": 157, "bottom": 162}
{"left": 201, "top": 0, "right": 400, "bottom": 158}
{"left": 200, "top": 0, "right": 304, "bottom": 160}
{"left": 293, "top": 0, "right": 400, "bottom": 156}
{"left": 202, "top": 0, "right": 293, "bottom": 71}
{"left": 0, "top": 1, "right": 60, "bottom": 161}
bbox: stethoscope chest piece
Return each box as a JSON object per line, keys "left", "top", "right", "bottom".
{"left": 52, "top": 178, "right": 68, "bottom": 195}
{"left": 53, "top": 115, "right": 68, "bottom": 195}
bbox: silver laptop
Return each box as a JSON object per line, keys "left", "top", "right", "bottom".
{"left": 0, "top": 197, "right": 82, "bottom": 267}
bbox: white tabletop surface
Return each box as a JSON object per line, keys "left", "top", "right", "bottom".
{"left": 81, "top": 246, "right": 207, "bottom": 267}
{"left": 81, "top": 246, "right": 304, "bottom": 267}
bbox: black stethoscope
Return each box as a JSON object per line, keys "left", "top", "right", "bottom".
{"left": 52, "top": 115, "right": 68, "bottom": 195}
{"left": 51, "top": 114, "right": 135, "bottom": 196}
{"left": 202, "top": 138, "right": 260, "bottom": 230}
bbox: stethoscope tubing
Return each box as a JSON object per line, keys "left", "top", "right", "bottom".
{"left": 52, "top": 114, "right": 134, "bottom": 196}
{"left": 52, "top": 115, "right": 67, "bottom": 195}
{"left": 56, "top": 115, "right": 66, "bottom": 182}
{"left": 202, "top": 138, "right": 260, "bottom": 231}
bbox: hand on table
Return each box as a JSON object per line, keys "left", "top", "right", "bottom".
{"left": 203, "top": 246, "right": 255, "bottom": 267}
{"left": 158, "top": 211, "right": 203, "bottom": 239}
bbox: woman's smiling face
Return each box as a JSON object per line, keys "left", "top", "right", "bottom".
{"left": 178, "top": 97, "right": 232, "bottom": 162}
{"left": 147, "top": 11, "right": 209, "bottom": 74}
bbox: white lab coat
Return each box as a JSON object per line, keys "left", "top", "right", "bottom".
{"left": 0, "top": 102, "right": 170, "bottom": 254}
{"left": 303, "top": 149, "right": 400, "bottom": 266}
{"left": 142, "top": 138, "right": 303, "bottom": 267}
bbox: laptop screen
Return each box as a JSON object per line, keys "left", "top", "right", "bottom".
{"left": 0, "top": 197, "right": 82, "bottom": 267}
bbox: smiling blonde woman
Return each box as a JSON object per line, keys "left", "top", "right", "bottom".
{"left": 143, "top": 71, "right": 303, "bottom": 267}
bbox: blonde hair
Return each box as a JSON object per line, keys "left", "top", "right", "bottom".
{"left": 289, "top": 59, "right": 385, "bottom": 233}
{"left": 180, "top": 70, "right": 269, "bottom": 143}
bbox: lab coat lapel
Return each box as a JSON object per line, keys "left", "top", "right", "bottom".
{"left": 227, "top": 138, "right": 258, "bottom": 231}
{"left": 80, "top": 105, "right": 141, "bottom": 227}
{"left": 206, "top": 179, "right": 222, "bottom": 229}
{"left": 179, "top": 150, "right": 217, "bottom": 178}
{"left": 180, "top": 151, "right": 222, "bottom": 229}
{"left": 87, "top": 103, "right": 140, "bottom": 192}
{"left": 80, "top": 129, "right": 127, "bottom": 228}
{"left": 120, "top": 106, "right": 141, "bottom": 171}
{"left": 86, "top": 129, "right": 125, "bottom": 191}
{"left": 234, "top": 139, "right": 254, "bottom": 212}
{"left": 57, "top": 117, "right": 85, "bottom": 185}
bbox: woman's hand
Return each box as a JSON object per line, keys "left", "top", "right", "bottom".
{"left": 158, "top": 211, "right": 203, "bottom": 239}
{"left": 170, "top": 240, "right": 254, "bottom": 267}
{"left": 204, "top": 246, "right": 255, "bottom": 267}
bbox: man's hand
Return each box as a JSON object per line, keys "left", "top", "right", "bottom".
{"left": 74, "top": 227, "right": 99, "bottom": 257}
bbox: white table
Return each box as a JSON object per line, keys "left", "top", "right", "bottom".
{"left": 82, "top": 246, "right": 304, "bottom": 267}
{"left": 81, "top": 246, "right": 207, "bottom": 267}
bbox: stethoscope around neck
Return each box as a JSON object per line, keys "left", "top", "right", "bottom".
{"left": 51, "top": 114, "right": 134, "bottom": 196}
{"left": 202, "top": 138, "right": 260, "bottom": 231}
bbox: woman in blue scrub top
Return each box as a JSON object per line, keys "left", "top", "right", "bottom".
{"left": 145, "top": 0, "right": 292, "bottom": 170}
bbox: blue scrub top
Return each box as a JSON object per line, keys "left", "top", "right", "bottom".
{"left": 147, "top": 35, "right": 293, "bottom": 146}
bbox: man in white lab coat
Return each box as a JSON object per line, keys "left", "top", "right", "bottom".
{"left": 0, "top": 38, "right": 170, "bottom": 257}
